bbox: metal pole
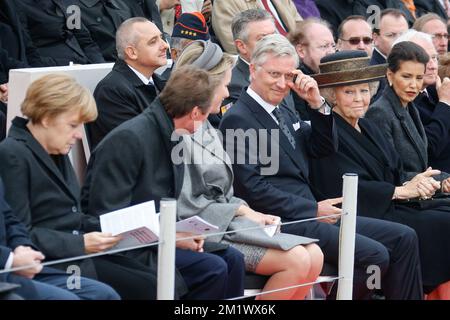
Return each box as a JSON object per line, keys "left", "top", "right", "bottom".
{"left": 337, "top": 173, "right": 358, "bottom": 300}
{"left": 157, "top": 198, "right": 177, "bottom": 300}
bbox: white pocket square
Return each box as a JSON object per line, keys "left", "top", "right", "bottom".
{"left": 293, "top": 122, "right": 301, "bottom": 131}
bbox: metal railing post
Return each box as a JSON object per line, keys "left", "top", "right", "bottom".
{"left": 157, "top": 198, "right": 177, "bottom": 300}
{"left": 337, "top": 173, "right": 358, "bottom": 300}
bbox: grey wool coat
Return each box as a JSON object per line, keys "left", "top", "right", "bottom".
{"left": 366, "top": 85, "right": 449, "bottom": 181}
{"left": 176, "top": 121, "right": 316, "bottom": 251}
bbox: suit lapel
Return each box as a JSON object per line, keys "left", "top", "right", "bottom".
{"left": 241, "top": 91, "right": 310, "bottom": 181}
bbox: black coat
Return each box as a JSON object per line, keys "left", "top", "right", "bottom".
{"left": 0, "top": 118, "right": 102, "bottom": 257}
{"left": 0, "top": 117, "right": 102, "bottom": 276}
{"left": 0, "top": 0, "right": 57, "bottom": 67}
{"left": 219, "top": 89, "right": 337, "bottom": 222}
{"left": 19, "top": 0, "right": 105, "bottom": 65}
{"left": 82, "top": 98, "right": 183, "bottom": 215}
{"left": 88, "top": 59, "right": 165, "bottom": 149}
{"left": 81, "top": 98, "right": 189, "bottom": 295}
{"left": 78, "top": 0, "right": 145, "bottom": 62}
{"left": 309, "top": 113, "right": 450, "bottom": 288}
{"left": 414, "top": 86, "right": 450, "bottom": 173}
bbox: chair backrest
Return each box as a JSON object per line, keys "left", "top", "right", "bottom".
{"left": 7, "top": 63, "right": 114, "bottom": 184}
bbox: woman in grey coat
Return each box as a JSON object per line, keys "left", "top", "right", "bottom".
{"left": 175, "top": 40, "right": 324, "bottom": 300}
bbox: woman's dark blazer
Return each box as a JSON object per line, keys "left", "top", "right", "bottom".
{"left": 365, "top": 85, "right": 449, "bottom": 181}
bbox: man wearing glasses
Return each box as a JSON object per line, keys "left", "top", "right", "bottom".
{"left": 413, "top": 13, "right": 448, "bottom": 55}
{"left": 288, "top": 18, "right": 335, "bottom": 120}
{"left": 371, "top": 9, "right": 409, "bottom": 66}
{"left": 337, "top": 16, "right": 373, "bottom": 57}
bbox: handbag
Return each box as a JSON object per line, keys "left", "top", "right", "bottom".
{"left": 396, "top": 193, "right": 450, "bottom": 210}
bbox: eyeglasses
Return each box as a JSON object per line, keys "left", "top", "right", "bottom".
{"left": 432, "top": 33, "right": 450, "bottom": 40}
{"left": 340, "top": 37, "right": 373, "bottom": 45}
{"left": 258, "top": 65, "right": 296, "bottom": 82}
{"left": 381, "top": 32, "right": 405, "bottom": 39}
{"left": 301, "top": 42, "right": 336, "bottom": 52}
{"left": 429, "top": 54, "right": 440, "bottom": 62}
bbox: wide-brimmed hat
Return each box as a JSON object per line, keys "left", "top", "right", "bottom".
{"left": 312, "top": 50, "right": 387, "bottom": 88}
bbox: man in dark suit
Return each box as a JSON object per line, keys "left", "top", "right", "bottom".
{"left": 18, "top": 0, "right": 105, "bottom": 65}
{"left": 88, "top": 17, "right": 167, "bottom": 149}
{"left": 371, "top": 9, "right": 409, "bottom": 66}
{"left": 0, "top": 179, "right": 119, "bottom": 300}
{"left": 82, "top": 66, "right": 245, "bottom": 300}
{"left": 370, "top": 9, "right": 409, "bottom": 102}
{"left": 288, "top": 18, "right": 336, "bottom": 121}
{"left": 220, "top": 34, "right": 424, "bottom": 299}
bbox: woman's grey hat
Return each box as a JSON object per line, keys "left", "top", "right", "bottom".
{"left": 190, "top": 40, "right": 224, "bottom": 71}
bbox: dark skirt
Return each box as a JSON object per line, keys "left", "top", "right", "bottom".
{"left": 386, "top": 204, "right": 450, "bottom": 291}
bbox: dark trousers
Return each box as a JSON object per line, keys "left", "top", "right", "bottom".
{"left": 92, "top": 255, "right": 158, "bottom": 300}
{"left": 177, "top": 246, "right": 245, "bottom": 300}
{"left": 5, "top": 267, "right": 119, "bottom": 300}
{"left": 282, "top": 215, "right": 423, "bottom": 299}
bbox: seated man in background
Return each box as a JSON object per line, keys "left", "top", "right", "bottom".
{"left": 88, "top": 17, "right": 168, "bottom": 149}
{"left": 336, "top": 15, "right": 374, "bottom": 58}
{"left": 371, "top": 9, "right": 410, "bottom": 65}
{"left": 413, "top": 13, "right": 448, "bottom": 55}
{"left": 288, "top": 17, "right": 336, "bottom": 120}
{"left": 212, "top": 0, "right": 302, "bottom": 53}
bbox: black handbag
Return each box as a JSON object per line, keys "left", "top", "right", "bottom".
{"left": 396, "top": 193, "right": 450, "bottom": 210}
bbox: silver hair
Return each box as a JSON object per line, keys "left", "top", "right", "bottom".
{"left": 320, "top": 82, "right": 379, "bottom": 107}
{"left": 170, "top": 37, "right": 192, "bottom": 54}
{"left": 251, "top": 34, "right": 299, "bottom": 67}
{"left": 116, "top": 17, "right": 151, "bottom": 60}
{"left": 392, "top": 29, "right": 433, "bottom": 48}
{"left": 231, "top": 9, "right": 273, "bottom": 43}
